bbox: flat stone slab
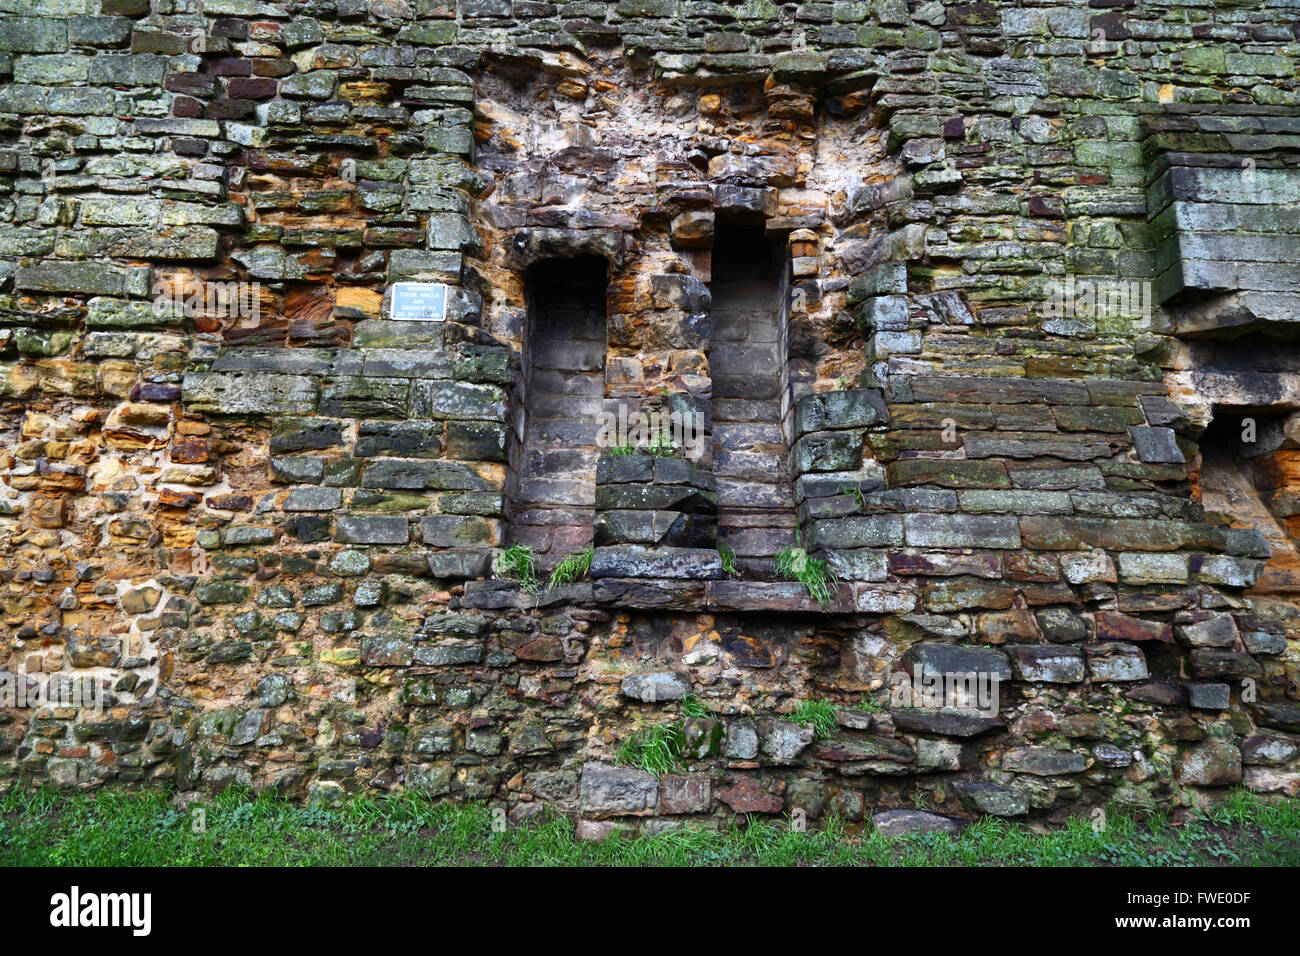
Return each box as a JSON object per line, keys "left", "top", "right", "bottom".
{"left": 705, "top": 579, "right": 850, "bottom": 612}
{"left": 871, "top": 809, "right": 967, "bottom": 837}
{"left": 891, "top": 709, "right": 1006, "bottom": 738}
{"left": 591, "top": 546, "right": 723, "bottom": 579}
{"left": 592, "top": 577, "right": 706, "bottom": 609}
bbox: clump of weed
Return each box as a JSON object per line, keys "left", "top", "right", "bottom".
{"left": 547, "top": 547, "right": 592, "bottom": 590}
{"left": 493, "top": 544, "right": 539, "bottom": 593}
{"left": 719, "top": 543, "right": 739, "bottom": 577}
{"left": 774, "top": 542, "right": 838, "bottom": 608}
{"left": 617, "top": 724, "right": 685, "bottom": 775}
{"left": 789, "top": 698, "right": 840, "bottom": 740}
{"left": 678, "top": 695, "right": 708, "bottom": 719}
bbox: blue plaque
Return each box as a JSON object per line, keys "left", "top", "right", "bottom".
{"left": 389, "top": 282, "right": 448, "bottom": 321}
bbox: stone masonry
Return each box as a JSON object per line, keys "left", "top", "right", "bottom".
{"left": 2, "top": 0, "right": 1300, "bottom": 831}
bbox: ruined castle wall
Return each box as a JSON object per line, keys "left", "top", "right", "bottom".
{"left": 2, "top": 0, "right": 1300, "bottom": 827}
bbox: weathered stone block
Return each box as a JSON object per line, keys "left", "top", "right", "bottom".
{"left": 761, "top": 721, "right": 814, "bottom": 764}
{"left": 319, "top": 377, "right": 409, "bottom": 418}
{"left": 658, "top": 774, "right": 711, "bottom": 814}
{"left": 579, "top": 763, "right": 657, "bottom": 818}
{"left": 335, "top": 514, "right": 409, "bottom": 545}
{"left": 891, "top": 710, "right": 1004, "bottom": 738}
{"left": 872, "top": 809, "right": 965, "bottom": 837}
{"left": 1118, "top": 552, "right": 1188, "bottom": 585}
{"left": 795, "top": 389, "right": 887, "bottom": 436}
{"left": 725, "top": 722, "right": 759, "bottom": 759}
{"left": 808, "top": 515, "right": 904, "bottom": 549}
{"left": 420, "top": 514, "right": 503, "bottom": 547}
{"left": 0, "top": 18, "right": 68, "bottom": 52}
{"left": 1178, "top": 742, "right": 1242, "bottom": 787}
{"left": 16, "top": 260, "right": 128, "bottom": 295}
{"left": 1190, "top": 649, "right": 1261, "bottom": 680}
{"left": 621, "top": 671, "right": 690, "bottom": 702}
{"left": 1002, "top": 746, "right": 1089, "bottom": 775}
{"left": 363, "top": 459, "right": 499, "bottom": 491}
{"left": 1177, "top": 615, "right": 1239, "bottom": 648}
{"left": 183, "top": 372, "right": 319, "bottom": 416}
{"left": 953, "top": 781, "right": 1028, "bottom": 816}
{"left": 902, "top": 513, "right": 1021, "bottom": 549}
{"left": 1186, "top": 683, "right": 1231, "bottom": 710}
{"left": 903, "top": 643, "right": 1012, "bottom": 682}
{"left": 591, "top": 546, "right": 723, "bottom": 580}
{"left": 1007, "top": 645, "right": 1085, "bottom": 683}
{"left": 417, "top": 381, "right": 507, "bottom": 421}
{"left": 1084, "top": 642, "right": 1149, "bottom": 682}
{"left": 794, "top": 430, "right": 864, "bottom": 473}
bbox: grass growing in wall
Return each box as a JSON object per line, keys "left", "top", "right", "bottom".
{"left": 616, "top": 724, "right": 685, "bottom": 775}
{"left": 547, "top": 547, "right": 593, "bottom": 590}
{"left": 644, "top": 435, "right": 678, "bottom": 457}
{"left": 2, "top": 786, "right": 1298, "bottom": 867}
{"left": 838, "top": 483, "right": 866, "bottom": 511}
{"left": 605, "top": 438, "right": 678, "bottom": 458}
{"left": 718, "top": 543, "right": 739, "bottom": 577}
{"left": 789, "top": 699, "right": 840, "bottom": 740}
{"left": 616, "top": 696, "right": 710, "bottom": 773}
{"left": 493, "top": 544, "right": 540, "bottom": 593}
{"left": 678, "top": 695, "right": 708, "bottom": 719}
{"left": 773, "top": 544, "right": 838, "bottom": 608}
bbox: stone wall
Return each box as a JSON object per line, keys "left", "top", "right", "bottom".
{"left": 2, "top": 0, "right": 1300, "bottom": 830}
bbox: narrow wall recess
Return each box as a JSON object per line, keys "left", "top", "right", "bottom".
{"left": 511, "top": 257, "right": 609, "bottom": 563}
{"left": 709, "top": 223, "right": 796, "bottom": 568}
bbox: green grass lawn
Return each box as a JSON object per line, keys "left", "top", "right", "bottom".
{"left": 1, "top": 786, "right": 1296, "bottom": 867}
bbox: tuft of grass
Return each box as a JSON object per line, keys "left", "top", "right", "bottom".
{"left": 1, "top": 786, "right": 1298, "bottom": 867}
{"left": 856, "top": 696, "right": 885, "bottom": 714}
{"left": 645, "top": 434, "right": 678, "bottom": 457}
{"left": 616, "top": 723, "right": 685, "bottom": 775}
{"left": 547, "top": 547, "right": 592, "bottom": 590}
{"left": 838, "top": 483, "right": 866, "bottom": 510}
{"left": 789, "top": 698, "right": 840, "bottom": 739}
{"left": 605, "top": 436, "right": 678, "bottom": 458}
{"left": 773, "top": 545, "right": 838, "bottom": 608}
{"left": 493, "top": 544, "right": 539, "bottom": 593}
{"left": 718, "top": 543, "right": 739, "bottom": 577}
{"left": 678, "top": 695, "right": 708, "bottom": 720}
